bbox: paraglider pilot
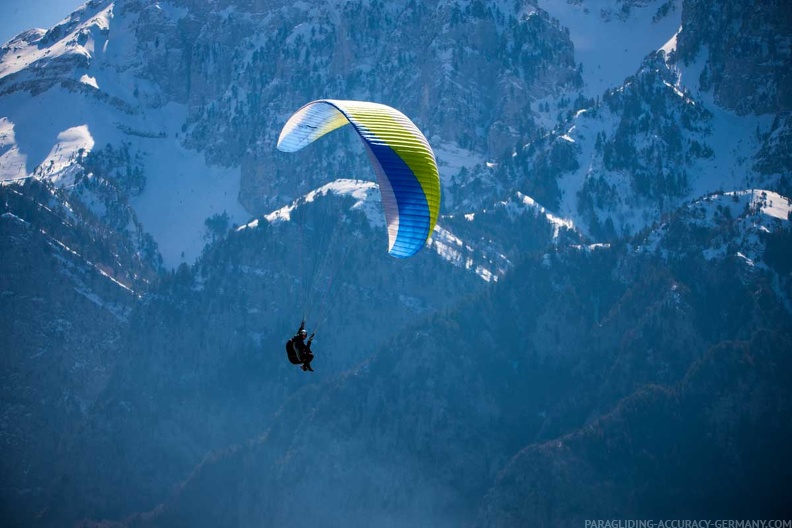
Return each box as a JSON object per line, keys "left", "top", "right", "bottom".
{"left": 286, "top": 321, "right": 315, "bottom": 372}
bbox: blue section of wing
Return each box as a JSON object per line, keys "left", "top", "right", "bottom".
{"left": 365, "top": 140, "right": 430, "bottom": 258}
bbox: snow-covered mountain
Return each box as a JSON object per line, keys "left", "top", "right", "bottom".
{"left": 2, "top": 0, "right": 787, "bottom": 272}
{"left": 0, "top": 0, "right": 584, "bottom": 269}
{"left": 1, "top": 1, "right": 250, "bottom": 267}
{"left": 1, "top": 0, "right": 791, "bottom": 526}
{"left": 638, "top": 189, "right": 792, "bottom": 262}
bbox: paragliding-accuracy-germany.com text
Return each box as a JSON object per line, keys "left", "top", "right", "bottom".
{"left": 584, "top": 520, "right": 792, "bottom": 528}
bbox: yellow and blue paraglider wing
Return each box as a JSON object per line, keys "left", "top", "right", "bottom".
{"left": 276, "top": 99, "right": 440, "bottom": 258}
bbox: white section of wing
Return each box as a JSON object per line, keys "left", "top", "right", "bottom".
{"left": 276, "top": 101, "right": 349, "bottom": 152}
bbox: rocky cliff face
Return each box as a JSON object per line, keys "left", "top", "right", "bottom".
{"left": 171, "top": 0, "right": 582, "bottom": 213}
{"left": 676, "top": 0, "right": 792, "bottom": 115}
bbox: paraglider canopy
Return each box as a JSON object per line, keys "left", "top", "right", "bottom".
{"left": 277, "top": 99, "right": 441, "bottom": 258}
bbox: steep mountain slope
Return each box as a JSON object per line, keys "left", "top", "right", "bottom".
{"left": 477, "top": 330, "right": 792, "bottom": 527}
{"left": 0, "top": 177, "right": 155, "bottom": 524}
{"left": 113, "top": 189, "right": 792, "bottom": 527}
{"left": 0, "top": 0, "right": 251, "bottom": 266}
{"left": 676, "top": 0, "right": 792, "bottom": 115}
{"left": 39, "top": 185, "right": 488, "bottom": 524}
{"left": 466, "top": 0, "right": 792, "bottom": 243}
{"left": 538, "top": 0, "right": 683, "bottom": 98}
{"left": 488, "top": 48, "right": 784, "bottom": 243}
{"left": 473, "top": 190, "right": 792, "bottom": 525}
